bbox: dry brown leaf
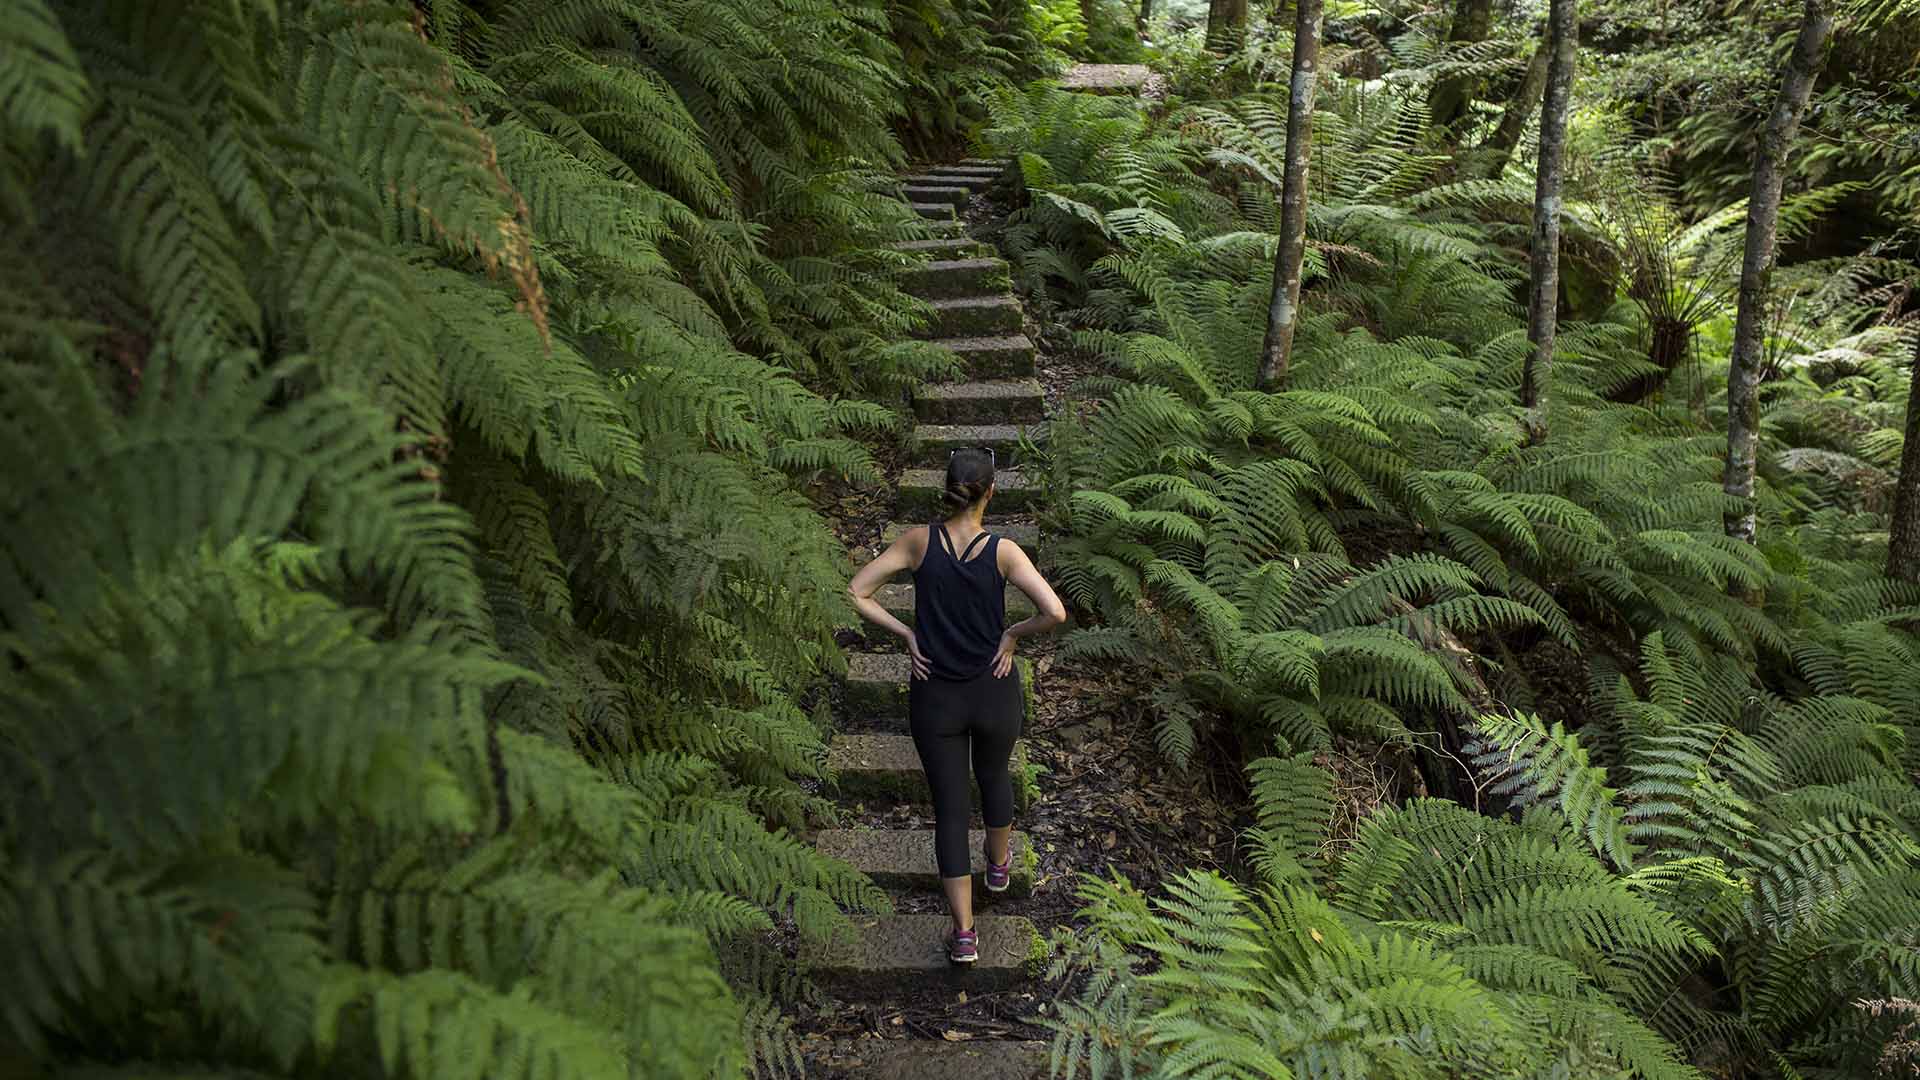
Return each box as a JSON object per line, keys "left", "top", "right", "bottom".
{"left": 942, "top": 1030, "right": 974, "bottom": 1042}
{"left": 1101, "top": 830, "right": 1117, "bottom": 849}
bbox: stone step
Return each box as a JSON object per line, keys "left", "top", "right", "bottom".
{"left": 903, "top": 172, "right": 1000, "bottom": 193}
{"left": 911, "top": 422, "right": 1046, "bottom": 463}
{"left": 890, "top": 237, "right": 990, "bottom": 259}
{"left": 959, "top": 157, "right": 1009, "bottom": 167}
{"left": 930, "top": 335, "right": 1034, "bottom": 378}
{"left": 902, "top": 258, "right": 1011, "bottom": 301}
{"left": 903, "top": 184, "right": 970, "bottom": 208}
{"left": 920, "top": 297, "right": 1023, "bottom": 339}
{"left": 826, "top": 733, "right": 1032, "bottom": 809}
{"left": 900, "top": 468, "right": 1039, "bottom": 518}
{"left": 910, "top": 201, "right": 957, "bottom": 220}
{"left": 814, "top": 828, "right": 1034, "bottom": 896}
{"left": 913, "top": 379, "right": 1046, "bottom": 425}
{"left": 845, "top": 652, "right": 911, "bottom": 715}
{"left": 853, "top": 521, "right": 1042, "bottom": 575}
{"left": 804, "top": 913, "right": 1038, "bottom": 992}
{"left": 824, "top": 1038, "right": 1049, "bottom": 1080}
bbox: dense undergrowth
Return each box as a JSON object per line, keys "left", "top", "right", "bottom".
{"left": 0, "top": 1, "right": 1056, "bottom": 1077}
{"left": 4, "top": 0, "right": 1918, "bottom": 1077}
{"left": 982, "top": 12, "right": 1920, "bottom": 1080}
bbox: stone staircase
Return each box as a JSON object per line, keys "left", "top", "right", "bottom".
{"left": 807, "top": 155, "right": 1052, "bottom": 1079}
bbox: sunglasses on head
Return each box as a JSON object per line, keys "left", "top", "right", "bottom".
{"left": 949, "top": 446, "right": 997, "bottom": 468}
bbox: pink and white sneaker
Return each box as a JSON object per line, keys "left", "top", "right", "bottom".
{"left": 984, "top": 846, "right": 1013, "bottom": 893}
{"left": 948, "top": 924, "right": 978, "bottom": 963}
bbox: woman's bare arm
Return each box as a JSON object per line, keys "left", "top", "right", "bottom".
{"left": 846, "top": 530, "right": 931, "bottom": 678}
{"left": 990, "top": 540, "right": 1066, "bottom": 676}
{"left": 1000, "top": 540, "right": 1066, "bottom": 635}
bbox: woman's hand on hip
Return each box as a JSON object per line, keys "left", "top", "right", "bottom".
{"left": 991, "top": 632, "right": 1017, "bottom": 678}
{"left": 905, "top": 631, "right": 932, "bottom": 680}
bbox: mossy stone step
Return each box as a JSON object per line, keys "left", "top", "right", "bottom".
{"left": 910, "top": 201, "right": 957, "bottom": 220}
{"left": 890, "top": 237, "right": 990, "bottom": 259}
{"left": 920, "top": 297, "right": 1023, "bottom": 339}
{"left": 844, "top": 652, "right": 911, "bottom": 714}
{"left": 824, "top": 1038, "right": 1049, "bottom": 1080}
{"left": 826, "top": 733, "right": 1032, "bottom": 809}
{"left": 911, "top": 421, "right": 1045, "bottom": 463}
{"left": 803, "top": 913, "right": 1040, "bottom": 992}
{"left": 852, "top": 521, "right": 1041, "bottom": 576}
{"left": 901, "top": 258, "right": 1012, "bottom": 300}
{"left": 903, "top": 171, "right": 1001, "bottom": 193}
{"left": 913, "top": 379, "right": 1045, "bottom": 425}
{"left": 903, "top": 184, "right": 970, "bottom": 207}
{"left": 814, "top": 828, "right": 1034, "bottom": 896}
{"left": 929, "top": 334, "right": 1034, "bottom": 378}
{"left": 899, "top": 468, "right": 1039, "bottom": 518}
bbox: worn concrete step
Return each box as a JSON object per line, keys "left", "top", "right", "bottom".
{"left": 902, "top": 258, "right": 1011, "bottom": 300}
{"left": 903, "top": 184, "right": 970, "bottom": 208}
{"left": 867, "top": 581, "right": 1036, "bottom": 643}
{"left": 910, "top": 201, "right": 957, "bottom": 221}
{"left": 959, "top": 157, "right": 1009, "bottom": 167}
{"left": 853, "top": 521, "right": 1042, "bottom": 576}
{"left": 911, "top": 422, "right": 1045, "bottom": 464}
{"left": 900, "top": 467, "right": 1039, "bottom": 518}
{"left": 890, "top": 237, "right": 990, "bottom": 259}
{"left": 903, "top": 172, "right": 1000, "bottom": 193}
{"left": 845, "top": 652, "right": 911, "bottom": 715}
{"left": 824, "top": 1038, "right": 1049, "bottom": 1080}
{"left": 920, "top": 297, "right": 1022, "bottom": 339}
{"left": 815, "top": 828, "right": 1034, "bottom": 896}
{"left": 826, "top": 733, "right": 1032, "bottom": 809}
{"left": 929, "top": 334, "right": 1034, "bottom": 378}
{"left": 804, "top": 913, "right": 1039, "bottom": 992}
{"left": 913, "top": 379, "right": 1045, "bottom": 425}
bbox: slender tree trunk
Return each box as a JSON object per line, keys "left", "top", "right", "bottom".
{"left": 1724, "top": 0, "right": 1833, "bottom": 544}
{"left": 1256, "top": 0, "right": 1323, "bottom": 391}
{"left": 1206, "top": 0, "right": 1247, "bottom": 51}
{"left": 1518, "top": 0, "right": 1576, "bottom": 443}
{"left": 1478, "top": 37, "right": 1549, "bottom": 177}
{"left": 1429, "top": 0, "right": 1495, "bottom": 139}
{"left": 1886, "top": 336, "right": 1920, "bottom": 583}
{"left": 1138, "top": 0, "right": 1153, "bottom": 33}
{"left": 1082, "top": 0, "right": 1096, "bottom": 34}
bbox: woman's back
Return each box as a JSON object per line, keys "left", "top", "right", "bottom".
{"left": 912, "top": 520, "right": 1005, "bottom": 681}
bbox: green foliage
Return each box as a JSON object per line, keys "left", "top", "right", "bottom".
{"left": 992, "top": 9, "right": 1920, "bottom": 1076}
{"left": 0, "top": 0, "right": 1046, "bottom": 1074}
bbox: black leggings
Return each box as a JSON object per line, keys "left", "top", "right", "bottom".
{"left": 909, "top": 667, "right": 1025, "bottom": 878}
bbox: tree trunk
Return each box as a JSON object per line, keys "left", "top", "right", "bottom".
{"left": 1724, "top": 0, "right": 1833, "bottom": 544}
{"left": 1206, "top": 0, "right": 1247, "bottom": 51}
{"left": 1138, "top": 0, "right": 1153, "bottom": 33}
{"left": 1886, "top": 335, "right": 1920, "bottom": 584}
{"left": 1478, "top": 36, "right": 1549, "bottom": 178}
{"left": 1429, "top": 0, "right": 1495, "bottom": 139}
{"left": 1082, "top": 0, "right": 1096, "bottom": 34}
{"left": 1255, "top": 0, "right": 1323, "bottom": 392}
{"left": 1518, "top": 0, "right": 1575, "bottom": 443}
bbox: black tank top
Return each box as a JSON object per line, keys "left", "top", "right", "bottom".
{"left": 914, "top": 521, "right": 1006, "bottom": 681}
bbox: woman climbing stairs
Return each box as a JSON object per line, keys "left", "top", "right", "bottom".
{"left": 803, "top": 156, "right": 1052, "bottom": 1078}
{"left": 801, "top": 63, "right": 1152, "bottom": 1076}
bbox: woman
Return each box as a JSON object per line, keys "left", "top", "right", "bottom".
{"left": 845, "top": 447, "right": 1067, "bottom": 963}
